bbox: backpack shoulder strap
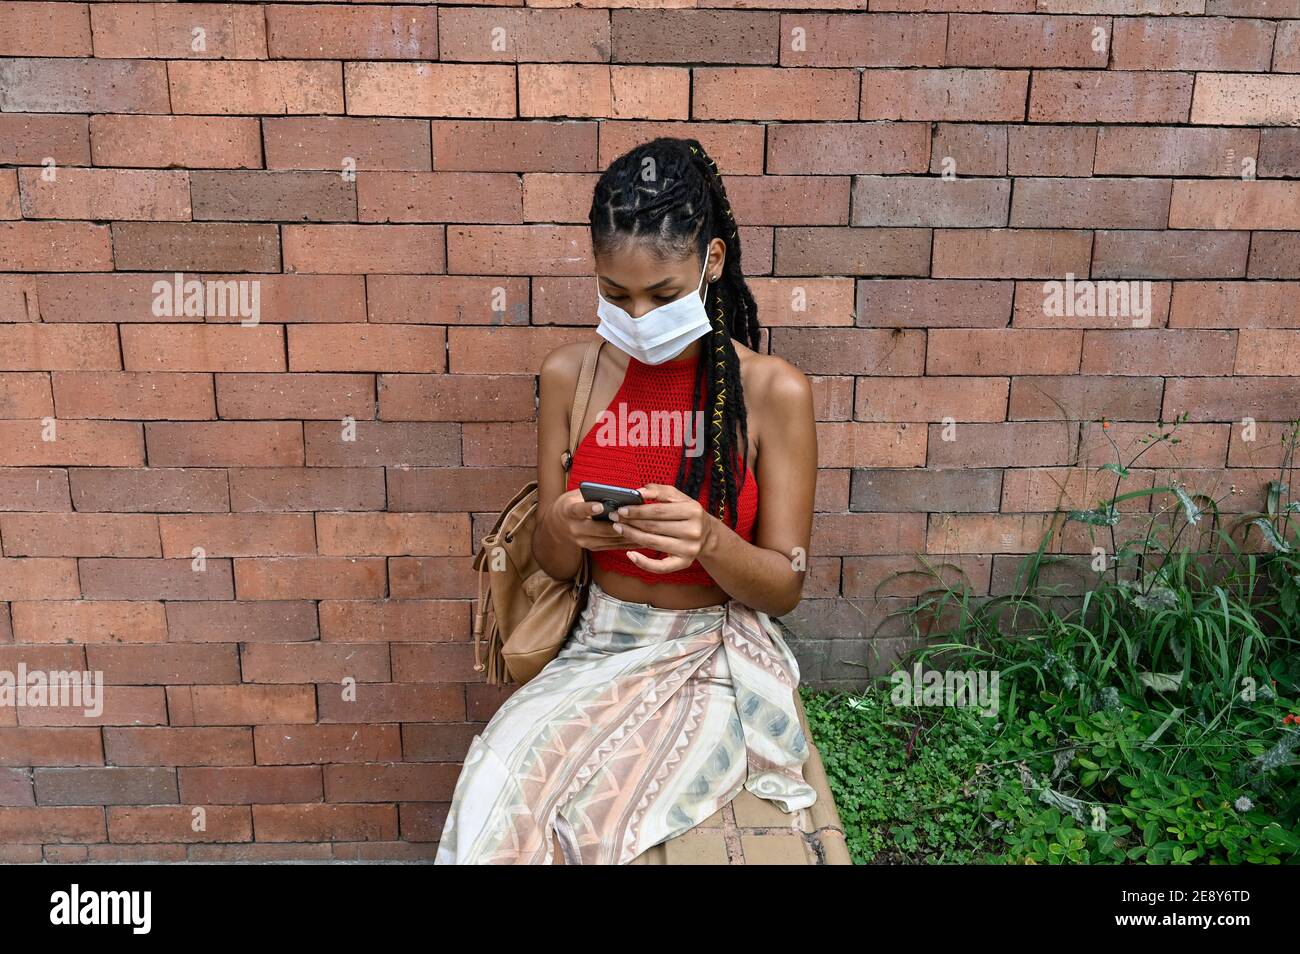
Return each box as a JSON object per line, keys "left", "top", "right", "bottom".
{"left": 562, "top": 339, "right": 603, "bottom": 470}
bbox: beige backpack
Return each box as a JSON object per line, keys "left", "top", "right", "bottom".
{"left": 472, "top": 340, "right": 602, "bottom": 685}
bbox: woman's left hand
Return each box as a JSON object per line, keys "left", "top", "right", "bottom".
{"left": 609, "top": 482, "right": 717, "bottom": 573}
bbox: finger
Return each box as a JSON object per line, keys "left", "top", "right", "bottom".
{"left": 612, "top": 502, "right": 691, "bottom": 522}
{"left": 565, "top": 497, "right": 606, "bottom": 519}
{"left": 636, "top": 482, "right": 688, "bottom": 503}
{"left": 613, "top": 523, "right": 692, "bottom": 555}
{"left": 627, "top": 550, "right": 693, "bottom": 574}
{"left": 613, "top": 517, "right": 698, "bottom": 536}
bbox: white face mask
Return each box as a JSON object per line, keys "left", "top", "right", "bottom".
{"left": 595, "top": 256, "right": 712, "bottom": 365}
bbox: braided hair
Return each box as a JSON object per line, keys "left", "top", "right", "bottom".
{"left": 589, "top": 137, "right": 760, "bottom": 529}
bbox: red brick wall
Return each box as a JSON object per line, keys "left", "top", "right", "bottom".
{"left": 1, "top": 1, "right": 1298, "bottom": 860}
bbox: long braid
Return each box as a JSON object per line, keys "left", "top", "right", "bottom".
{"left": 589, "top": 137, "right": 757, "bottom": 529}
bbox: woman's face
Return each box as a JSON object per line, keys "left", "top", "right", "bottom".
{"left": 595, "top": 240, "right": 721, "bottom": 320}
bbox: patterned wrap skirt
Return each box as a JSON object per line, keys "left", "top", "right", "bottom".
{"left": 433, "top": 579, "right": 817, "bottom": 865}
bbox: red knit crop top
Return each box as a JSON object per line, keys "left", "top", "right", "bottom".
{"left": 566, "top": 348, "right": 759, "bottom": 588}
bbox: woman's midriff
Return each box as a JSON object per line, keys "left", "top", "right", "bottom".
{"left": 590, "top": 564, "right": 730, "bottom": 610}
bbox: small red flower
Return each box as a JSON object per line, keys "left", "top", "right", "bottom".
{"left": 1285, "top": 714, "right": 1298, "bottom": 725}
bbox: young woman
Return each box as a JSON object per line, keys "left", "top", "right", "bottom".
{"left": 434, "top": 137, "right": 819, "bottom": 865}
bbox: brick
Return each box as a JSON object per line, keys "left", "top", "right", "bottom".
{"left": 811, "top": 513, "right": 927, "bottom": 556}
{"left": 774, "top": 227, "right": 931, "bottom": 276}
{"left": 1249, "top": 234, "right": 1300, "bottom": 278}
{"left": 927, "top": 513, "right": 1057, "bottom": 555}
{"left": 0, "top": 373, "right": 53, "bottom": 418}
{"left": 346, "top": 62, "right": 515, "bottom": 117}
{"left": 1276, "top": 21, "right": 1300, "bottom": 71}
{"left": 1093, "top": 230, "right": 1249, "bottom": 279}
{"left": 0, "top": 806, "right": 106, "bottom": 843}
{"left": 240, "top": 644, "right": 390, "bottom": 684}
{"left": 368, "top": 276, "right": 529, "bottom": 324}
{"left": 316, "top": 512, "right": 468, "bottom": 556}
{"left": 1235, "top": 331, "right": 1300, "bottom": 375}
{"left": 1007, "top": 125, "right": 1097, "bottom": 177}
{"left": 166, "top": 600, "right": 319, "bottom": 643}
{"left": 52, "top": 371, "right": 215, "bottom": 419}
{"left": 379, "top": 374, "right": 534, "bottom": 422}
{"left": 263, "top": 117, "right": 432, "bottom": 172}
{"left": 856, "top": 279, "right": 1012, "bottom": 328}
{"left": 121, "top": 325, "right": 285, "bottom": 372}
{"left": 145, "top": 422, "right": 303, "bottom": 467}
{"left": 768, "top": 122, "right": 929, "bottom": 174}
{"left": 216, "top": 373, "right": 374, "bottom": 420}
{"left": 0, "top": 420, "right": 143, "bottom": 466}
{"left": 850, "top": 176, "right": 1009, "bottom": 227}
{"left": 69, "top": 468, "right": 229, "bottom": 513}
{"left": 0, "top": 559, "right": 79, "bottom": 600}
{"left": 448, "top": 224, "right": 589, "bottom": 276}
{"left": 91, "top": 3, "right": 265, "bottom": 58}
{"left": 697, "top": 67, "right": 857, "bottom": 121}
{"left": 318, "top": 600, "right": 467, "bottom": 642}
{"left": 158, "top": 514, "right": 316, "bottom": 558}
{"left": 1259, "top": 129, "right": 1300, "bottom": 178}
{"left": 89, "top": 115, "right": 262, "bottom": 169}
{"left": 1192, "top": 74, "right": 1300, "bottom": 125}
{"left": 927, "top": 329, "right": 1083, "bottom": 374}
{"left": 1164, "top": 376, "right": 1300, "bottom": 421}
{"left": 111, "top": 223, "right": 280, "bottom": 272}
{"left": 862, "top": 69, "right": 1028, "bottom": 121}
{"left": 1112, "top": 17, "right": 1276, "bottom": 71}
{"left": 1169, "top": 281, "right": 1300, "bottom": 328}
{"left": 815, "top": 423, "right": 925, "bottom": 467}
{"left": 1093, "top": 126, "right": 1259, "bottom": 176}
{"left": 170, "top": 61, "right": 344, "bottom": 114}
{"left": 0, "top": 58, "right": 169, "bottom": 113}
{"left": 1013, "top": 279, "right": 1172, "bottom": 328}
{"left": 190, "top": 171, "right": 356, "bottom": 222}
{"left": 431, "top": 120, "right": 596, "bottom": 173}
{"left": 266, "top": 5, "right": 437, "bottom": 59}
{"left": 0, "top": 469, "right": 69, "bottom": 512}
{"left": 0, "top": 324, "right": 118, "bottom": 370}
{"left": 0, "top": 3, "right": 91, "bottom": 56}
{"left": 0, "top": 114, "right": 91, "bottom": 165}
{"left": 233, "top": 558, "right": 386, "bottom": 600}
{"left": 854, "top": 377, "right": 1009, "bottom": 421}
{"left": 447, "top": 327, "right": 590, "bottom": 374}
{"left": 1081, "top": 329, "right": 1236, "bottom": 375}
{"left": 304, "top": 421, "right": 459, "bottom": 467}
{"left": 1170, "top": 181, "right": 1300, "bottom": 230}
{"left": 251, "top": 804, "right": 396, "bottom": 842}
{"left": 930, "top": 123, "right": 1008, "bottom": 176}
{"left": 1030, "top": 375, "right": 1164, "bottom": 422}
{"left": 387, "top": 466, "right": 533, "bottom": 512}
{"left": 0, "top": 222, "right": 111, "bottom": 271}
{"left": 283, "top": 225, "right": 443, "bottom": 274}
{"left": 947, "top": 14, "right": 1107, "bottom": 67}
{"left": 80, "top": 558, "right": 234, "bottom": 601}
{"left": 0, "top": 727, "right": 102, "bottom": 767}
{"left": 770, "top": 328, "right": 925, "bottom": 375}
{"left": 252, "top": 724, "right": 399, "bottom": 764}
{"left": 850, "top": 468, "right": 1002, "bottom": 511}
{"left": 445, "top": 7, "right": 609, "bottom": 62}
{"left": 599, "top": 125, "right": 761, "bottom": 178}
{"left": 932, "top": 229, "right": 1092, "bottom": 278}
{"left": 358, "top": 171, "right": 522, "bottom": 223}
{"left": 103, "top": 727, "right": 253, "bottom": 767}
{"left": 229, "top": 467, "right": 385, "bottom": 512}
{"left": 86, "top": 644, "right": 240, "bottom": 686}
{"left": 0, "top": 513, "right": 159, "bottom": 557}
{"left": 10, "top": 601, "right": 166, "bottom": 643}
{"left": 521, "top": 64, "right": 691, "bottom": 120}
{"left": 179, "top": 766, "right": 324, "bottom": 805}
{"left": 169, "top": 685, "right": 315, "bottom": 726}
{"left": 1029, "top": 71, "right": 1193, "bottom": 123}
{"left": 1011, "top": 178, "right": 1171, "bottom": 229}
{"left": 927, "top": 422, "right": 1075, "bottom": 467}
{"left": 107, "top": 805, "right": 250, "bottom": 843}
{"left": 288, "top": 325, "right": 445, "bottom": 372}
{"left": 779, "top": 13, "right": 946, "bottom": 66}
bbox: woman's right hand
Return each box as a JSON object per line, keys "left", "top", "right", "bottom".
{"left": 547, "top": 489, "right": 628, "bottom": 552}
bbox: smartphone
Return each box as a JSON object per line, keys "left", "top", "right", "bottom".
{"left": 579, "top": 481, "right": 644, "bottom": 521}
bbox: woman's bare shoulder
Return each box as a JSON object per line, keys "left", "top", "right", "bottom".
{"left": 737, "top": 344, "right": 813, "bottom": 409}
{"left": 538, "top": 340, "right": 594, "bottom": 388}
